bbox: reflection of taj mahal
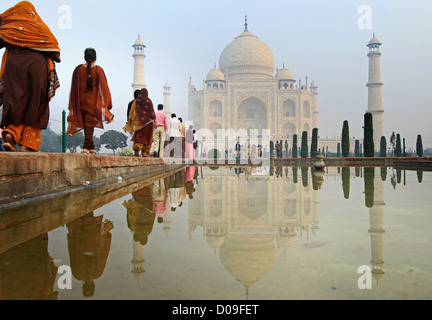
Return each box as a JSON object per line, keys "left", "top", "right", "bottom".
{"left": 188, "top": 17, "right": 318, "bottom": 139}
{"left": 188, "top": 167, "right": 320, "bottom": 295}
{"left": 186, "top": 166, "right": 386, "bottom": 295}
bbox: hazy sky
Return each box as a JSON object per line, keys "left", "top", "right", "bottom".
{"left": 1, "top": 0, "right": 431, "bottom": 148}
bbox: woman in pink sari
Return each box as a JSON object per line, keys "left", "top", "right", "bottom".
{"left": 185, "top": 125, "right": 196, "bottom": 161}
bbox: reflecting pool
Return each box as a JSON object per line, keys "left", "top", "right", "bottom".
{"left": 0, "top": 166, "right": 431, "bottom": 300}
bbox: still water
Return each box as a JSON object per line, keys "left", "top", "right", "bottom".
{"left": 0, "top": 166, "right": 431, "bottom": 300}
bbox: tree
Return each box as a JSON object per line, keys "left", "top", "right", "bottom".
{"left": 93, "top": 136, "right": 102, "bottom": 153}
{"left": 342, "top": 167, "right": 350, "bottom": 199}
{"left": 355, "top": 140, "right": 360, "bottom": 157}
{"left": 380, "top": 136, "right": 387, "bottom": 158}
{"left": 59, "top": 131, "right": 84, "bottom": 153}
{"left": 341, "top": 120, "right": 350, "bottom": 157}
{"left": 364, "top": 112, "right": 374, "bottom": 157}
{"left": 100, "top": 130, "right": 128, "bottom": 155}
{"left": 39, "top": 125, "right": 62, "bottom": 153}
{"left": 416, "top": 134, "right": 424, "bottom": 157}
{"left": 311, "top": 128, "right": 319, "bottom": 158}
{"left": 395, "top": 134, "right": 402, "bottom": 157}
{"left": 364, "top": 167, "right": 375, "bottom": 208}
{"left": 337, "top": 143, "right": 341, "bottom": 158}
{"left": 301, "top": 131, "right": 308, "bottom": 159}
{"left": 292, "top": 135, "right": 298, "bottom": 158}
{"left": 389, "top": 131, "right": 396, "bottom": 156}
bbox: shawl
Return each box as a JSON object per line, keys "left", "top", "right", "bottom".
{"left": 67, "top": 65, "right": 114, "bottom": 136}
{"left": 0, "top": 1, "right": 61, "bottom": 105}
{"left": 124, "top": 88, "right": 155, "bottom": 133}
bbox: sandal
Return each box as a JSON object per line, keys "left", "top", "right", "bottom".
{"left": 2, "top": 133, "right": 17, "bottom": 152}
{"left": 82, "top": 149, "right": 91, "bottom": 155}
{"left": 89, "top": 149, "right": 98, "bottom": 155}
{"left": 3, "top": 142, "right": 17, "bottom": 152}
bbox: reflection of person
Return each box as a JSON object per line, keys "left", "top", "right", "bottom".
{"left": 153, "top": 178, "right": 168, "bottom": 223}
{"left": 0, "top": 234, "right": 59, "bottom": 300}
{"left": 67, "top": 48, "right": 114, "bottom": 154}
{"left": 124, "top": 88, "right": 156, "bottom": 158}
{"left": 0, "top": 1, "right": 61, "bottom": 152}
{"left": 168, "top": 170, "right": 185, "bottom": 211}
{"left": 124, "top": 185, "right": 156, "bottom": 245}
{"left": 185, "top": 167, "right": 196, "bottom": 199}
{"left": 66, "top": 213, "right": 114, "bottom": 298}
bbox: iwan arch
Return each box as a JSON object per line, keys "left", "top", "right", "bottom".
{"left": 188, "top": 19, "right": 319, "bottom": 141}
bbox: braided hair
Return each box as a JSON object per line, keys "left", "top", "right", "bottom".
{"left": 84, "top": 48, "right": 97, "bottom": 91}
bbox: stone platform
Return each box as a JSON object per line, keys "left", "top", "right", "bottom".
{"left": 0, "top": 153, "right": 185, "bottom": 208}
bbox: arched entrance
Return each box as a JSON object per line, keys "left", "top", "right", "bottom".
{"left": 238, "top": 97, "right": 267, "bottom": 137}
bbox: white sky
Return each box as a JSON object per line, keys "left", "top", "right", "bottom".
{"left": 1, "top": 0, "right": 432, "bottom": 148}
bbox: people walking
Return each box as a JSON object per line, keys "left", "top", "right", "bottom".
{"left": 154, "top": 104, "right": 168, "bottom": 158}
{"left": 67, "top": 48, "right": 114, "bottom": 154}
{"left": 168, "top": 113, "right": 181, "bottom": 158}
{"left": 0, "top": 1, "right": 61, "bottom": 152}
{"left": 179, "top": 117, "right": 186, "bottom": 159}
{"left": 124, "top": 88, "right": 156, "bottom": 158}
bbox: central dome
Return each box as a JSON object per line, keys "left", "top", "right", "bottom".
{"left": 219, "top": 29, "right": 275, "bottom": 80}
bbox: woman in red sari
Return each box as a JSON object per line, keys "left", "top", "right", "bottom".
{"left": 0, "top": 1, "right": 61, "bottom": 152}
{"left": 124, "top": 88, "right": 156, "bottom": 157}
{"left": 67, "top": 48, "right": 114, "bottom": 154}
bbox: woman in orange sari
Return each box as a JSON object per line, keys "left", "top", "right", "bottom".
{"left": 124, "top": 88, "right": 156, "bottom": 157}
{"left": 0, "top": 1, "right": 61, "bottom": 152}
{"left": 67, "top": 48, "right": 114, "bottom": 154}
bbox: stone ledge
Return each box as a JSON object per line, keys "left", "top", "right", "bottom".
{"left": 0, "top": 153, "right": 185, "bottom": 204}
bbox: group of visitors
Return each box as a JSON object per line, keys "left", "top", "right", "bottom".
{"left": 0, "top": 1, "right": 112, "bottom": 153}
{"left": 0, "top": 1, "right": 195, "bottom": 159}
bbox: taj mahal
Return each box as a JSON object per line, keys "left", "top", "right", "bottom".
{"left": 187, "top": 17, "right": 319, "bottom": 141}
{"left": 132, "top": 17, "right": 384, "bottom": 154}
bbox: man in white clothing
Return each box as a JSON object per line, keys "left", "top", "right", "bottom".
{"left": 168, "top": 113, "right": 182, "bottom": 158}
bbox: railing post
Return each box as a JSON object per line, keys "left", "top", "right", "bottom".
{"left": 62, "top": 110, "right": 66, "bottom": 153}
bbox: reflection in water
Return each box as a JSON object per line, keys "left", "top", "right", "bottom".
{"left": 67, "top": 213, "right": 113, "bottom": 298}
{"left": 0, "top": 234, "right": 58, "bottom": 300}
{"left": 342, "top": 167, "right": 350, "bottom": 199}
{"left": 124, "top": 184, "right": 156, "bottom": 282}
{"left": 0, "top": 166, "right": 430, "bottom": 299}
{"left": 189, "top": 166, "right": 320, "bottom": 298}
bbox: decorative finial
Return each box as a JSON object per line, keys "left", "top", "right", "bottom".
{"left": 244, "top": 14, "right": 248, "bottom": 30}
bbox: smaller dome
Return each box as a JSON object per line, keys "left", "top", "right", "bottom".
{"left": 312, "top": 82, "right": 318, "bottom": 88}
{"left": 134, "top": 35, "right": 145, "bottom": 46}
{"left": 206, "top": 67, "right": 225, "bottom": 81}
{"left": 278, "top": 68, "right": 294, "bottom": 80}
{"left": 368, "top": 34, "right": 381, "bottom": 46}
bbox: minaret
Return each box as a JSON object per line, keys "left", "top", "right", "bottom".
{"left": 368, "top": 168, "right": 386, "bottom": 282}
{"left": 132, "top": 35, "right": 146, "bottom": 93}
{"left": 163, "top": 81, "right": 172, "bottom": 117}
{"left": 131, "top": 239, "right": 145, "bottom": 283}
{"left": 367, "top": 34, "right": 384, "bottom": 148}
